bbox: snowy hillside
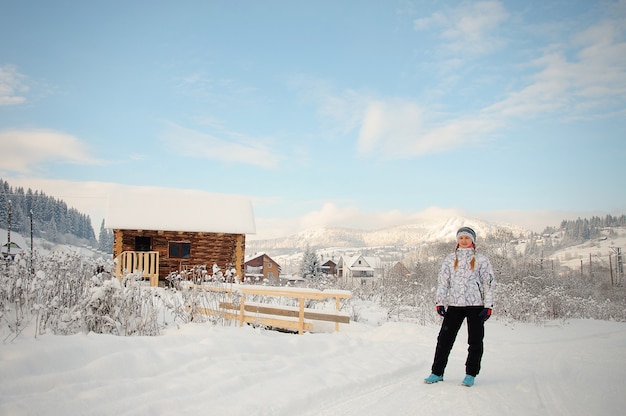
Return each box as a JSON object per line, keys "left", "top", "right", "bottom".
{"left": 550, "top": 227, "right": 626, "bottom": 270}
{"left": 0, "top": 228, "right": 107, "bottom": 260}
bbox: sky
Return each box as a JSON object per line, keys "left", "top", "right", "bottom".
{"left": 1, "top": 0, "right": 625, "bottom": 240}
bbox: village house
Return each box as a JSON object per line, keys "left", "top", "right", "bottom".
{"left": 336, "top": 254, "right": 383, "bottom": 286}
{"left": 387, "top": 261, "right": 411, "bottom": 280}
{"left": 105, "top": 187, "right": 256, "bottom": 285}
{"left": 320, "top": 259, "right": 337, "bottom": 277}
{"left": 244, "top": 252, "right": 281, "bottom": 283}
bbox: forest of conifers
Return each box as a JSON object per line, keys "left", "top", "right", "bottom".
{"left": 0, "top": 179, "right": 96, "bottom": 245}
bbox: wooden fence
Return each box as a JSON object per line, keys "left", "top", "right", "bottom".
{"left": 195, "top": 284, "right": 352, "bottom": 334}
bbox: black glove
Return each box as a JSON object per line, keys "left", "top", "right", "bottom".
{"left": 436, "top": 305, "right": 446, "bottom": 317}
{"left": 479, "top": 308, "right": 492, "bottom": 321}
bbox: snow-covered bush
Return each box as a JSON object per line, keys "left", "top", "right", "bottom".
{"left": 0, "top": 251, "right": 238, "bottom": 340}
{"left": 81, "top": 274, "right": 164, "bottom": 336}
{"left": 1, "top": 250, "right": 94, "bottom": 340}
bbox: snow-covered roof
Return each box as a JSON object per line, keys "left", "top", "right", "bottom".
{"left": 245, "top": 251, "right": 266, "bottom": 262}
{"left": 0, "top": 229, "right": 27, "bottom": 249}
{"left": 278, "top": 274, "right": 305, "bottom": 281}
{"left": 339, "top": 255, "right": 382, "bottom": 270}
{"left": 104, "top": 187, "right": 256, "bottom": 234}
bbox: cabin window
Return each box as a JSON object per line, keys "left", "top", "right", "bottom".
{"left": 135, "top": 236, "right": 152, "bottom": 251}
{"left": 169, "top": 242, "right": 191, "bottom": 259}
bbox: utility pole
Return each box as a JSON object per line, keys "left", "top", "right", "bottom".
{"left": 617, "top": 247, "right": 624, "bottom": 286}
{"left": 30, "top": 209, "right": 34, "bottom": 274}
{"left": 6, "top": 200, "right": 11, "bottom": 259}
{"left": 610, "top": 247, "right": 623, "bottom": 287}
{"left": 609, "top": 253, "right": 614, "bottom": 287}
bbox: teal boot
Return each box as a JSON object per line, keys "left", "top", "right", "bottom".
{"left": 461, "top": 375, "right": 475, "bottom": 387}
{"left": 424, "top": 374, "right": 444, "bottom": 384}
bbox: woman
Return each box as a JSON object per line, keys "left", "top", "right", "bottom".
{"left": 424, "top": 226, "right": 495, "bottom": 387}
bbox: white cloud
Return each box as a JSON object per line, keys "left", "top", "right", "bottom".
{"left": 357, "top": 100, "right": 424, "bottom": 155}
{"left": 293, "top": 2, "right": 625, "bottom": 162}
{"left": 299, "top": 203, "right": 370, "bottom": 230}
{"left": 291, "top": 79, "right": 499, "bottom": 159}
{"left": 369, "top": 3, "right": 626, "bottom": 160}
{"left": 356, "top": 99, "right": 499, "bottom": 159}
{"left": 0, "top": 129, "right": 104, "bottom": 174}
{"left": 301, "top": 85, "right": 502, "bottom": 159}
{"left": 317, "top": 88, "right": 368, "bottom": 138}
{"left": 161, "top": 122, "right": 280, "bottom": 168}
{"left": 288, "top": 76, "right": 369, "bottom": 139}
{"left": 0, "top": 65, "right": 28, "bottom": 106}
{"left": 414, "top": 1, "right": 509, "bottom": 55}
{"left": 172, "top": 71, "right": 258, "bottom": 103}
{"left": 485, "top": 10, "right": 626, "bottom": 119}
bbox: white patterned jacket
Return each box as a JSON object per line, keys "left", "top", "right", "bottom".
{"left": 436, "top": 248, "right": 495, "bottom": 309}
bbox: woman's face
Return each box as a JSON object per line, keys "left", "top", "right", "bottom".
{"left": 457, "top": 235, "right": 474, "bottom": 248}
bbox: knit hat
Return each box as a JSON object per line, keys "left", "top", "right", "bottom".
{"left": 456, "top": 226, "right": 476, "bottom": 244}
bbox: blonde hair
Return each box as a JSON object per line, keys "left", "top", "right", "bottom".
{"left": 453, "top": 243, "right": 476, "bottom": 271}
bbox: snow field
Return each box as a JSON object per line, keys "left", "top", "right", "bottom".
{"left": 1, "top": 314, "right": 625, "bottom": 416}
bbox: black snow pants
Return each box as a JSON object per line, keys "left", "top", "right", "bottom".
{"left": 431, "top": 306, "right": 485, "bottom": 377}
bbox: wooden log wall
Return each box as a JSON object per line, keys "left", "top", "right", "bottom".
{"left": 113, "top": 229, "right": 246, "bottom": 282}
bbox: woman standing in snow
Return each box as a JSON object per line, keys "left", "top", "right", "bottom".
{"left": 424, "top": 226, "right": 495, "bottom": 387}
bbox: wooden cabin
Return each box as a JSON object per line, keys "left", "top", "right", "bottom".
{"left": 105, "top": 187, "right": 256, "bottom": 286}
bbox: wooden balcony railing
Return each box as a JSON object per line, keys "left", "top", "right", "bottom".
{"left": 115, "top": 251, "right": 160, "bottom": 286}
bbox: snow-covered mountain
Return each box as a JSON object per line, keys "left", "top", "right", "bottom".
{"left": 247, "top": 216, "right": 530, "bottom": 253}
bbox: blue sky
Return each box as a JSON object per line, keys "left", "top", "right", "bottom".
{"left": 1, "top": 0, "right": 625, "bottom": 240}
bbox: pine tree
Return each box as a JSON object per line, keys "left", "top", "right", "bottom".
{"left": 300, "top": 244, "right": 319, "bottom": 278}
{"left": 98, "top": 220, "right": 113, "bottom": 253}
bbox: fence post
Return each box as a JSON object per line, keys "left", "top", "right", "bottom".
{"left": 335, "top": 296, "right": 341, "bottom": 332}
{"left": 239, "top": 294, "right": 246, "bottom": 327}
{"left": 298, "top": 296, "right": 305, "bottom": 335}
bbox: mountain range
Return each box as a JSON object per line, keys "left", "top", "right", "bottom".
{"left": 246, "top": 216, "right": 531, "bottom": 254}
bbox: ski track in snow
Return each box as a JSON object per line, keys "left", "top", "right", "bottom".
{"left": 289, "top": 320, "right": 626, "bottom": 416}
{"left": 295, "top": 362, "right": 423, "bottom": 416}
